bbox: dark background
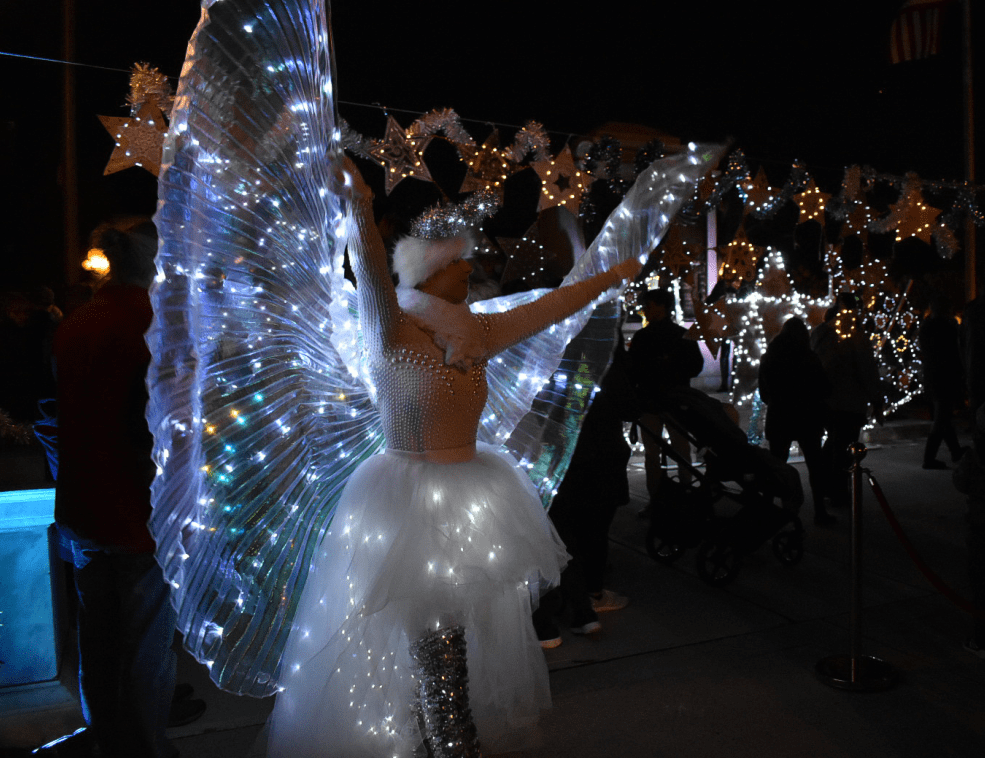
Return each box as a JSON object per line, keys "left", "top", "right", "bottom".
{"left": 0, "top": 0, "right": 980, "bottom": 291}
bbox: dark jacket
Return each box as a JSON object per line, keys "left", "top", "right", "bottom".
{"left": 628, "top": 318, "right": 704, "bottom": 410}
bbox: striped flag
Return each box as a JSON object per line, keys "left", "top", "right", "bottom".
{"left": 889, "top": 0, "right": 950, "bottom": 63}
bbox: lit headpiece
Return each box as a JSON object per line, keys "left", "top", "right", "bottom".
{"left": 393, "top": 187, "right": 500, "bottom": 289}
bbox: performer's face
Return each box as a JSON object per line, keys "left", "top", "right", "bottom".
{"left": 419, "top": 257, "right": 473, "bottom": 304}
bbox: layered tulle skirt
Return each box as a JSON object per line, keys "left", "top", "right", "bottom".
{"left": 267, "top": 443, "right": 568, "bottom": 757}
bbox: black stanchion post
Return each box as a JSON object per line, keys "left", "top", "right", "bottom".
{"left": 815, "top": 442, "right": 898, "bottom": 691}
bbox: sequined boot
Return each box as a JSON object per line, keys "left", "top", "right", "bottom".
{"left": 409, "top": 625, "right": 481, "bottom": 758}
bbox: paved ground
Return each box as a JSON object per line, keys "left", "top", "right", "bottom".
{"left": 2, "top": 409, "right": 983, "bottom": 757}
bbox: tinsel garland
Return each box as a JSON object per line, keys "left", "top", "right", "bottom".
{"left": 633, "top": 139, "right": 666, "bottom": 178}
{"left": 109, "top": 59, "right": 984, "bottom": 263}
{"left": 339, "top": 118, "right": 376, "bottom": 161}
{"left": 127, "top": 62, "right": 174, "bottom": 117}
{"left": 408, "top": 108, "right": 475, "bottom": 152}
{"left": 502, "top": 121, "right": 550, "bottom": 164}
{"left": 410, "top": 188, "right": 502, "bottom": 239}
{"left": 0, "top": 409, "right": 36, "bottom": 446}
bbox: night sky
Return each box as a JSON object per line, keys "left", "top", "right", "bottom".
{"left": 0, "top": 0, "right": 980, "bottom": 289}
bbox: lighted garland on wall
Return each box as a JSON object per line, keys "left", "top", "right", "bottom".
{"left": 97, "top": 61, "right": 966, "bottom": 427}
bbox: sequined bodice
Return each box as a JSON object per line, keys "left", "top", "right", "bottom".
{"left": 370, "top": 315, "right": 490, "bottom": 452}
{"left": 350, "top": 211, "right": 622, "bottom": 456}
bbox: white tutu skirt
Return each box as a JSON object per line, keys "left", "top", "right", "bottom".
{"left": 267, "top": 443, "right": 568, "bottom": 757}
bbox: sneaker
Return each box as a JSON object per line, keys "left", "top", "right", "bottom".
{"left": 173, "top": 682, "right": 194, "bottom": 703}
{"left": 169, "top": 698, "right": 207, "bottom": 728}
{"left": 32, "top": 729, "right": 95, "bottom": 757}
{"left": 963, "top": 638, "right": 985, "bottom": 659}
{"left": 922, "top": 459, "right": 948, "bottom": 470}
{"left": 590, "top": 589, "right": 629, "bottom": 613}
{"left": 571, "top": 620, "right": 602, "bottom": 636}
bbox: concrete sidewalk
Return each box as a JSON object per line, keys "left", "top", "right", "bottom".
{"left": 3, "top": 420, "right": 983, "bottom": 757}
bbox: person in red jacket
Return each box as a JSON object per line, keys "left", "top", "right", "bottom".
{"left": 46, "top": 220, "right": 202, "bottom": 758}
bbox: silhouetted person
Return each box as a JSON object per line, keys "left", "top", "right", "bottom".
{"left": 629, "top": 288, "right": 704, "bottom": 505}
{"left": 953, "top": 403, "right": 985, "bottom": 659}
{"left": 759, "top": 317, "right": 834, "bottom": 526}
{"left": 961, "top": 284, "right": 985, "bottom": 425}
{"left": 534, "top": 335, "right": 637, "bottom": 645}
{"left": 919, "top": 294, "right": 965, "bottom": 469}
{"left": 44, "top": 220, "right": 203, "bottom": 758}
{"left": 811, "top": 293, "right": 883, "bottom": 507}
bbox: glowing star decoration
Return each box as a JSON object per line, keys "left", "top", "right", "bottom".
{"left": 532, "top": 145, "right": 593, "bottom": 212}
{"left": 98, "top": 102, "right": 167, "bottom": 176}
{"left": 843, "top": 203, "right": 876, "bottom": 239}
{"left": 871, "top": 174, "right": 941, "bottom": 244}
{"left": 741, "top": 167, "right": 774, "bottom": 216}
{"left": 893, "top": 191, "right": 941, "bottom": 243}
{"left": 369, "top": 115, "right": 434, "bottom": 194}
{"left": 654, "top": 224, "right": 700, "bottom": 278}
{"left": 498, "top": 226, "right": 559, "bottom": 289}
{"left": 458, "top": 131, "right": 517, "bottom": 196}
{"left": 720, "top": 226, "right": 763, "bottom": 284}
{"left": 794, "top": 178, "right": 831, "bottom": 224}
{"left": 687, "top": 299, "right": 733, "bottom": 359}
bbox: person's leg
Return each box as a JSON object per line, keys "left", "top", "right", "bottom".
{"left": 823, "top": 410, "right": 863, "bottom": 506}
{"left": 74, "top": 549, "right": 122, "bottom": 755}
{"left": 924, "top": 396, "right": 946, "bottom": 465}
{"left": 664, "top": 418, "right": 692, "bottom": 486}
{"left": 112, "top": 552, "right": 178, "bottom": 758}
{"left": 800, "top": 432, "right": 835, "bottom": 524}
{"left": 410, "top": 625, "right": 481, "bottom": 758}
{"left": 639, "top": 412, "right": 664, "bottom": 500}
{"left": 768, "top": 436, "right": 793, "bottom": 463}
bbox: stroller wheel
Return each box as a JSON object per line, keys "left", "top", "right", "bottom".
{"left": 647, "top": 533, "right": 684, "bottom": 564}
{"left": 696, "top": 540, "right": 741, "bottom": 586}
{"left": 772, "top": 528, "right": 804, "bottom": 566}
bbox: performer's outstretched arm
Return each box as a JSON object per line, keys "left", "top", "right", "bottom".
{"left": 344, "top": 160, "right": 400, "bottom": 351}
{"left": 480, "top": 258, "right": 641, "bottom": 357}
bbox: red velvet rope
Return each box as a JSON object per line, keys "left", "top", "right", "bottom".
{"left": 866, "top": 471, "right": 985, "bottom": 620}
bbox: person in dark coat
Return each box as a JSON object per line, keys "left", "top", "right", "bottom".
{"left": 45, "top": 220, "right": 204, "bottom": 757}
{"left": 759, "top": 316, "right": 835, "bottom": 526}
{"left": 628, "top": 288, "right": 705, "bottom": 501}
{"left": 920, "top": 294, "right": 966, "bottom": 469}
{"left": 534, "top": 334, "right": 638, "bottom": 645}
{"left": 811, "top": 294, "right": 884, "bottom": 507}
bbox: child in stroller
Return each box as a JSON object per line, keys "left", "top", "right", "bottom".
{"left": 640, "top": 386, "right": 805, "bottom": 585}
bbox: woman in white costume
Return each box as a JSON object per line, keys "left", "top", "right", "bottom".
{"left": 266, "top": 162, "right": 641, "bottom": 757}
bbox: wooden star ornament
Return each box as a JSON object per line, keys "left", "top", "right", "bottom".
{"left": 794, "top": 178, "right": 831, "bottom": 224}
{"left": 892, "top": 186, "right": 940, "bottom": 244}
{"left": 98, "top": 102, "right": 167, "bottom": 176}
{"left": 531, "top": 145, "right": 594, "bottom": 212}
{"left": 459, "top": 131, "right": 516, "bottom": 196}
{"left": 498, "top": 225, "right": 560, "bottom": 289}
{"left": 369, "top": 115, "right": 434, "bottom": 194}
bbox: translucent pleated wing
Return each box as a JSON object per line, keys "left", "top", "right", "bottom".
{"left": 146, "top": 0, "right": 383, "bottom": 697}
{"left": 475, "top": 145, "right": 723, "bottom": 505}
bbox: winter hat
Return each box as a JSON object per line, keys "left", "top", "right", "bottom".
{"left": 392, "top": 234, "right": 475, "bottom": 290}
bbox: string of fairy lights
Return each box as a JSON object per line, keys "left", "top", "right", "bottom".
{"left": 69, "top": 60, "right": 985, "bottom": 437}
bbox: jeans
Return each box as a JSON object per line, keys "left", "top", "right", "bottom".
{"left": 71, "top": 546, "right": 178, "bottom": 758}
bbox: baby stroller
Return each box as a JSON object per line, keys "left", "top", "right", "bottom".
{"left": 639, "top": 387, "right": 804, "bottom": 586}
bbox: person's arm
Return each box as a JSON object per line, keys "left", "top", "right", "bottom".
{"left": 478, "top": 258, "right": 641, "bottom": 357}
{"left": 344, "top": 160, "right": 400, "bottom": 351}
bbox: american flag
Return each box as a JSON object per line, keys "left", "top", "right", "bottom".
{"left": 889, "top": 0, "right": 951, "bottom": 64}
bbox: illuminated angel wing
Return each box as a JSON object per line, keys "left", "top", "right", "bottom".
{"left": 474, "top": 144, "right": 723, "bottom": 504}
{"left": 146, "top": 0, "right": 382, "bottom": 696}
